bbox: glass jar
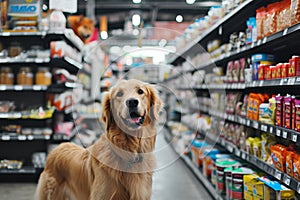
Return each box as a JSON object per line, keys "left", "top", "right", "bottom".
{"left": 8, "top": 42, "right": 22, "bottom": 57}
{"left": 17, "top": 67, "right": 33, "bottom": 85}
{"left": 0, "top": 67, "right": 14, "bottom": 85}
{"left": 35, "top": 67, "right": 52, "bottom": 86}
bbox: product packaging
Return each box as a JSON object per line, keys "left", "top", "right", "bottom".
{"left": 231, "top": 167, "right": 254, "bottom": 200}
{"left": 191, "top": 140, "right": 210, "bottom": 167}
{"left": 270, "top": 144, "right": 287, "bottom": 172}
{"left": 289, "top": 56, "right": 300, "bottom": 77}
{"left": 256, "top": 7, "right": 267, "bottom": 40}
{"left": 262, "top": 179, "right": 295, "bottom": 200}
{"left": 294, "top": 98, "right": 300, "bottom": 131}
{"left": 275, "top": 94, "right": 284, "bottom": 127}
{"left": 291, "top": 0, "right": 300, "bottom": 25}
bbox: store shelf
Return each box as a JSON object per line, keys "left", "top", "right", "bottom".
{"left": 0, "top": 29, "right": 83, "bottom": 51}
{"left": 215, "top": 137, "right": 300, "bottom": 194}
{"left": 47, "top": 82, "right": 82, "bottom": 93}
{"left": 180, "top": 155, "right": 224, "bottom": 200}
{"left": 52, "top": 134, "right": 71, "bottom": 141}
{"left": 0, "top": 166, "right": 36, "bottom": 174}
{"left": 0, "top": 135, "right": 51, "bottom": 141}
{"left": 0, "top": 57, "right": 50, "bottom": 64}
{"left": 50, "top": 57, "right": 83, "bottom": 74}
{"left": 246, "top": 77, "right": 300, "bottom": 88}
{"left": 209, "top": 110, "right": 300, "bottom": 143}
{"left": 168, "top": 0, "right": 255, "bottom": 64}
{"left": 0, "top": 85, "right": 48, "bottom": 91}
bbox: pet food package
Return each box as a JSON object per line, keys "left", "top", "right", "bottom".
{"left": 231, "top": 167, "right": 254, "bottom": 200}
{"left": 275, "top": 94, "right": 284, "bottom": 127}
{"left": 294, "top": 98, "right": 300, "bottom": 131}
{"left": 289, "top": 56, "right": 300, "bottom": 77}
{"left": 251, "top": 54, "right": 275, "bottom": 81}
{"left": 216, "top": 160, "right": 241, "bottom": 195}
{"left": 191, "top": 140, "right": 210, "bottom": 167}
{"left": 291, "top": 0, "right": 300, "bottom": 25}
{"left": 270, "top": 144, "right": 287, "bottom": 172}
{"left": 261, "top": 179, "right": 295, "bottom": 200}
{"left": 284, "top": 95, "right": 295, "bottom": 129}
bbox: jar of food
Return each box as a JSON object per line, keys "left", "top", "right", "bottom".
{"left": 35, "top": 67, "right": 52, "bottom": 86}
{"left": 8, "top": 42, "right": 22, "bottom": 57}
{"left": 17, "top": 67, "right": 33, "bottom": 85}
{"left": 0, "top": 67, "right": 14, "bottom": 85}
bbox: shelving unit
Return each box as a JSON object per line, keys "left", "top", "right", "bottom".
{"left": 163, "top": 0, "right": 300, "bottom": 198}
{"left": 0, "top": 30, "right": 85, "bottom": 182}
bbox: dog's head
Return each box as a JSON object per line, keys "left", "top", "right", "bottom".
{"left": 102, "top": 79, "right": 163, "bottom": 134}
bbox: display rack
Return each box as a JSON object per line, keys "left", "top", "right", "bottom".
{"left": 0, "top": 30, "right": 85, "bottom": 182}
{"left": 163, "top": 0, "right": 300, "bottom": 198}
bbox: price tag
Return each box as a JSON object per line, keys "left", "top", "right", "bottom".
{"left": 253, "top": 121, "right": 259, "bottom": 129}
{"left": 283, "top": 28, "right": 288, "bottom": 36}
{"left": 262, "top": 37, "right": 267, "bottom": 44}
{"left": 235, "top": 149, "right": 241, "bottom": 157}
{"left": 227, "top": 145, "right": 234, "bottom": 153}
{"left": 292, "top": 134, "right": 298, "bottom": 142}
{"left": 275, "top": 170, "right": 282, "bottom": 180}
{"left": 283, "top": 175, "right": 291, "bottom": 186}
{"left": 280, "top": 79, "right": 284, "bottom": 85}
{"left": 296, "top": 77, "right": 300, "bottom": 83}
{"left": 297, "top": 183, "right": 300, "bottom": 194}
{"left": 252, "top": 81, "right": 257, "bottom": 87}
{"left": 241, "top": 152, "right": 246, "bottom": 160}
{"left": 35, "top": 58, "right": 43, "bottom": 63}
{"left": 14, "top": 85, "right": 23, "bottom": 91}
{"left": 0, "top": 85, "right": 6, "bottom": 90}
{"left": 33, "top": 85, "right": 42, "bottom": 91}
{"left": 288, "top": 77, "right": 296, "bottom": 85}
{"left": 2, "top": 135, "right": 10, "bottom": 140}
{"left": 18, "top": 135, "right": 26, "bottom": 141}
{"left": 27, "top": 135, "right": 34, "bottom": 140}
{"left": 269, "top": 126, "right": 274, "bottom": 133}
{"left": 251, "top": 42, "right": 255, "bottom": 48}
{"left": 261, "top": 124, "right": 268, "bottom": 132}
{"left": 282, "top": 131, "right": 288, "bottom": 139}
{"left": 257, "top": 40, "right": 262, "bottom": 46}
{"left": 276, "top": 129, "right": 281, "bottom": 137}
{"left": 247, "top": 120, "right": 251, "bottom": 127}
{"left": 259, "top": 81, "right": 264, "bottom": 87}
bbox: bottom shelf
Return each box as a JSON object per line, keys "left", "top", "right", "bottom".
{"left": 164, "top": 129, "right": 224, "bottom": 200}
{"left": 0, "top": 166, "right": 43, "bottom": 182}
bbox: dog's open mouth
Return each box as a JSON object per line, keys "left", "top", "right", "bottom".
{"left": 122, "top": 112, "right": 145, "bottom": 129}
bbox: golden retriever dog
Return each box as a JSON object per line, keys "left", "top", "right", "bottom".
{"left": 35, "top": 79, "right": 163, "bottom": 200}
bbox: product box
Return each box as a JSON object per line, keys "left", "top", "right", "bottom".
{"left": 252, "top": 179, "right": 264, "bottom": 200}
{"left": 202, "top": 149, "right": 220, "bottom": 178}
{"left": 275, "top": 94, "right": 284, "bottom": 127}
{"left": 191, "top": 140, "right": 210, "bottom": 167}
{"left": 294, "top": 99, "right": 300, "bottom": 131}
{"left": 6, "top": 0, "right": 41, "bottom": 32}
{"left": 289, "top": 56, "right": 300, "bottom": 77}
{"left": 243, "top": 174, "right": 260, "bottom": 200}
{"left": 281, "top": 63, "right": 289, "bottom": 78}
{"left": 262, "top": 180, "right": 295, "bottom": 200}
{"left": 231, "top": 167, "right": 254, "bottom": 200}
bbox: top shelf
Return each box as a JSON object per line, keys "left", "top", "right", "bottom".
{"left": 167, "top": 0, "right": 256, "bottom": 64}
{"left": 0, "top": 29, "right": 84, "bottom": 51}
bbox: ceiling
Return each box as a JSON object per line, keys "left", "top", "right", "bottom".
{"left": 46, "top": 0, "right": 222, "bottom": 32}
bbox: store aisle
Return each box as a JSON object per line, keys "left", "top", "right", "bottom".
{"left": 0, "top": 130, "right": 213, "bottom": 200}
{"left": 151, "top": 130, "right": 213, "bottom": 200}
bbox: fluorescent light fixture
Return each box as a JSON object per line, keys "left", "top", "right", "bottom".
{"left": 176, "top": 15, "right": 183, "bottom": 23}
{"left": 186, "top": 0, "right": 196, "bottom": 4}
{"left": 132, "top": 14, "right": 141, "bottom": 27}
{"left": 100, "top": 31, "right": 108, "bottom": 40}
{"left": 132, "top": 0, "right": 142, "bottom": 4}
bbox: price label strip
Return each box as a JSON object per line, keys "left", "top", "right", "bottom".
{"left": 283, "top": 175, "right": 291, "bottom": 186}
{"left": 292, "top": 134, "right": 298, "bottom": 142}
{"left": 275, "top": 170, "right": 282, "bottom": 180}
{"left": 276, "top": 129, "right": 281, "bottom": 137}
{"left": 282, "top": 131, "right": 288, "bottom": 139}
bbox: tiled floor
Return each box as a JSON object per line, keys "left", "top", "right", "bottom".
{"left": 0, "top": 130, "right": 213, "bottom": 200}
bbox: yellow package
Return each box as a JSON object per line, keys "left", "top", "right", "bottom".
{"left": 253, "top": 138, "right": 262, "bottom": 158}
{"left": 246, "top": 137, "right": 255, "bottom": 155}
{"left": 244, "top": 174, "right": 260, "bottom": 200}
{"left": 253, "top": 180, "right": 264, "bottom": 200}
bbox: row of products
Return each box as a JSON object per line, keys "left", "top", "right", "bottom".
{"left": 0, "top": 159, "right": 22, "bottom": 170}
{"left": 0, "top": 67, "right": 52, "bottom": 86}
{"left": 256, "top": 0, "right": 300, "bottom": 40}
{"left": 250, "top": 54, "right": 300, "bottom": 81}
{"left": 270, "top": 144, "right": 300, "bottom": 182}
{"left": 190, "top": 139, "right": 296, "bottom": 200}
{"left": 226, "top": 58, "right": 249, "bottom": 83}
{"left": 0, "top": 125, "right": 53, "bottom": 136}
{"left": 174, "top": 0, "right": 247, "bottom": 50}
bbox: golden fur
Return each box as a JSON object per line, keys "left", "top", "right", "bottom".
{"left": 35, "top": 79, "right": 163, "bottom": 200}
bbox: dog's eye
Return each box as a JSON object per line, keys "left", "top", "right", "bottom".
{"left": 116, "top": 91, "right": 123, "bottom": 97}
{"left": 137, "top": 89, "right": 144, "bottom": 95}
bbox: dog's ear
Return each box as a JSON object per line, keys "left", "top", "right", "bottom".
{"left": 147, "top": 85, "right": 163, "bottom": 121}
{"left": 102, "top": 92, "right": 113, "bottom": 131}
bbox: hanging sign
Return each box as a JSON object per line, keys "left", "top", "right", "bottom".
{"left": 49, "top": 0, "right": 77, "bottom": 13}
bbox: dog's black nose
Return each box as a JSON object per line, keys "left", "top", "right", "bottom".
{"left": 126, "top": 98, "right": 139, "bottom": 108}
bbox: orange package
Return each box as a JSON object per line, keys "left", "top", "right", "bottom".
{"left": 270, "top": 144, "right": 288, "bottom": 172}
{"left": 286, "top": 150, "right": 295, "bottom": 177}
{"left": 293, "top": 153, "right": 300, "bottom": 181}
{"left": 256, "top": 7, "right": 267, "bottom": 40}
{"left": 265, "top": 2, "right": 280, "bottom": 36}
{"left": 247, "top": 93, "right": 256, "bottom": 120}
{"left": 277, "top": 0, "right": 291, "bottom": 32}
{"left": 291, "top": 0, "right": 300, "bottom": 25}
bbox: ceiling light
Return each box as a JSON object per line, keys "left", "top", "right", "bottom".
{"left": 186, "top": 0, "right": 196, "bottom": 4}
{"left": 132, "top": 14, "right": 141, "bottom": 27}
{"left": 132, "top": 0, "right": 142, "bottom": 4}
{"left": 176, "top": 15, "right": 183, "bottom": 23}
{"left": 100, "top": 31, "right": 108, "bottom": 40}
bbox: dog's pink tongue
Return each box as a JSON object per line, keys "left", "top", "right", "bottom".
{"left": 128, "top": 117, "right": 141, "bottom": 124}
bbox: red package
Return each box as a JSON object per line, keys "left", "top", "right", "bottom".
{"left": 284, "top": 95, "right": 295, "bottom": 129}
{"left": 275, "top": 94, "right": 284, "bottom": 127}
{"left": 290, "top": 56, "right": 300, "bottom": 77}
{"left": 281, "top": 63, "right": 289, "bottom": 78}
{"left": 294, "top": 99, "right": 300, "bottom": 131}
